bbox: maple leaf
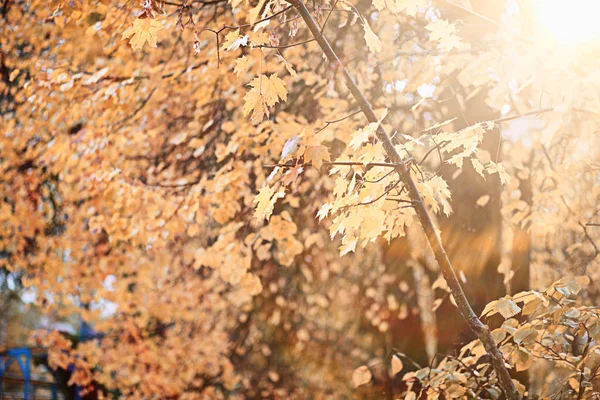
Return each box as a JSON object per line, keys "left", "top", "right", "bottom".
{"left": 222, "top": 29, "right": 249, "bottom": 51}
{"left": 243, "top": 74, "right": 288, "bottom": 124}
{"left": 304, "top": 145, "right": 330, "bottom": 168}
{"left": 426, "top": 19, "right": 461, "bottom": 51}
{"left": 122, "top": 18, "right": 164, "bottom": 50}
{"left": 349, "top": 122, "right": 378, "bottom": 150}
{"left": 339, "top": 236, "right": 358, "bottom": 256}
{"left": 487, "top": 162, "right": 511, "bottom": 185}
{"left": 317, "top": 203, "right": 333, "bottom": 221}
{"left": 248, "top": 30, "right": 270, "bottom": 46}
{"left": 362, "top": 21, "right": 382, "bottom": 53}
{"left": 282, "top": 165, "right": 304, "bottom": 186}
{"left": 471, "top": 158, "right": 486, "bottom": 178}
{"left": 253, "top": 186, "right": 285, "bottom": 221}
{"left": 233, "top": 56, "right": 251, "bottom": 77}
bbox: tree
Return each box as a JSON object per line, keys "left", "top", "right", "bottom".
{"left": 1, "top": 0, "right": 600, "bottom": 398}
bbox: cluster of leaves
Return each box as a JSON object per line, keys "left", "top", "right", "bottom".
{"left": 353, "top": 277, "right": 600, "bottom": 399}
{"left": 1, "top": 0, "right": 600, "bottom": 398}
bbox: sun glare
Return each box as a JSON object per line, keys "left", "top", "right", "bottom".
{"left": 533, "top": 0, "right": 600, "bottom": 44}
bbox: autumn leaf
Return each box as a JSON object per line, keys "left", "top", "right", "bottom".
{"left": 122, "top": 18, "right": 164, "bottom": 50}
{"left": 82, "top": 68, "right": 109, "bottom": 85}
{"left": 481, "top": 297, "right": 521, "bottom": 319}
{"left": 169, "top": 132, "right": 188, "bottom": 145}
{"left": 243, "top": 74, "right": 288, "bottom": 124}
{"left": 276, "top": 55, "right": 298, "bottom": 78}
{"left": 391, "top": 354, "right": 403, "bottom": 376}
{"left": 476, "top": 195, "right": 490, "bottom": 207}
{"left": 282, "top": 165, "right": 304, "bottom": 186}
{"left": 304, "top": 145, "right": 330, "bottom": 168}
{"left": 254, "top": 186, "right": 286, "bottom": 221}
{"left": 512, "top": 349, "right": 532, "bottom": 372}
{"left": 471, "top": 158, "right": 486, "bottom": 178}
{"left": 240, "top": 272, "right": 263, "bottom": 295}
{"left": 339, "top": 235, "right": 358, "bottom": 256}
{"left": 234, "top": 56, "right": 251, "bottom": 77}
{"left": 400, "top": 0, "right": 427, "bottom": 16}
{"left": 349, "top": 122, "right": 378, "bottom": 150}
{"left": 222, "top": 29, "right": 249, "bottom": 51}
{"left": 426, "top": 19, "right": 461, "bottom": 51}
{"left": 9, "top": 69, "right": 20, "bottom": 82}
{"left": 352, "top": 365, "right": 372, "bottom": 388}
{"left": 362, "top": 21, "right": 382, "bottom": 53}
{"left": 317, "top": 203, "right": 333, "bottom": 221}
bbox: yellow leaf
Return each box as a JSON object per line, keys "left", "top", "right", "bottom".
{"left": 471, "top": 158, "right": 486, "bottom": 178}
{"left": 352, "top": 365, "right": 372, "bottom": 388}
{"left": 359, "top": 207, "right": 385, "bottom": 243}
{"left": 240, "top": 272, "right": 263, "bottom": 295}
{"left": 487, "top": 161, "right": 511, "bottom": 185}
{"left": 426, "top": 19, "right": 461, "bottom": 51}
{"left": 447, "top": 384, "right": 467, "bottom": 398}
{"left": 169, "top": 132, "right": 188, "bottom": 145}
{"left": 253, "top": 186, "right": 285, "bottom": 221}
{"left": 362, "top": 22, "right": 382, "bottom": 53}
{"left": 339, "top": 235, "right": 358, "bottom": 256}
{"left": 221, "top": 29, "right": 248, "bottom": 51}
{"left": 304, "top": 145, "right": 330, "bottom": 168}
{"left": 234, "top": 56, "right": 251, "bottom": 77}
{"left": 512, "top": 349, "right": 532, "bottom": 372}
{"left": 480, "top": 300, "right": 498, "bottom": 318}
{"left": 122, "top": 18, "right": 163, "bottom": 50}
{"left": 497, "top": 297, "right": 521, "bottom": 319}
{"left": 371, "top": 0, "right": 388, "bottom": 12}
{"left": 243, "top": 75, "right": 288, "bottom": 124}
{"left": 349, "top": 122, "right": 378, "bottom": 150}
{"left": 248, "top": 30, "right": 270, "bottom": 46}
{"left": 276, "top": 55, "right": 297, "bottom": 78}
{"left": 400, "top": 0, "right": 427, "bottom": 16}
{"left": 317, "top": 203, "right": 333, "bottom": 221}
{"left": 391, "top": 355, "right": 403, "bottom": 376}
{"left": 476, "top": 195, "right": 490, "bottom": 207}
{"left": 9, "top": 69, "right": 20, "bottom": 82}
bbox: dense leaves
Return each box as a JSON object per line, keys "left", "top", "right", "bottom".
{"left": 1, "top": 0, "right": 600, "bottom": 398}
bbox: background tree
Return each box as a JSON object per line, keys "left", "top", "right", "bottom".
{"left": 1, "top": 0, "right": 600, "bottom": 398}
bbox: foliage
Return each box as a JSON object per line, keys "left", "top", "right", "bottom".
{"left": 1, "top": 0, "right": 600, "bottom": 398}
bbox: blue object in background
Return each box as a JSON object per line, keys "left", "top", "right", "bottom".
{"left": 0, "top": 347, "right": 58, "bottom": 400}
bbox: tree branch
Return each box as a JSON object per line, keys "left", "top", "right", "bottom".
{"left": 285, "top": 1, "right": 520, "bottom": 398}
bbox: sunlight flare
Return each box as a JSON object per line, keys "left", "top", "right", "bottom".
{"left": 533, "top": 0, "right": 600, "bottom": 44}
